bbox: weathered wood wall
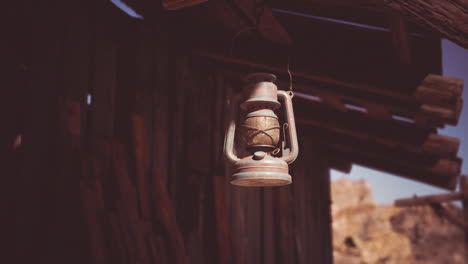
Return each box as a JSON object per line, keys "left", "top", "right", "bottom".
{"left": 5, "top": 1, "right": 333, "bottom": 263}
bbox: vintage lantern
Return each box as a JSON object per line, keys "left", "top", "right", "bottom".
{"left": 224, "top": 73, "right": 299, "bottom": 187}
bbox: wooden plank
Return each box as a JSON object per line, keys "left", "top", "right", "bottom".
{"left": 221, "top": 69, "right": 461, "bottom": 128}
{"left": 293, "top": 99, "right": 457, "bottom": 156}
{"left": 167, "top": 40, "right": 186, "bottom": 205}
{"left": 210, "top": 71, "right": 461, "bottom": 130}
{"left": 328, "top": 143, "right": 461, "bottom": 189}
{"left": 182, "top": 53, "right": 212, "bottom": 264}
{"left": 416, "top": 75, "right": 464, "bottom": 103}
{"left": 151, "top": 23, "right": 189, "bottom": 264}
{"left": 209, "top": 69, "right": 233, "bottom": 264}
{"left": 461, "top": 176, "right": 468, "bottom": 261}
{"left": 291, "top": 135, "right": 334, "bottom": 264}
{"left": 15, "top": 1, "right": 63, "bottom": 262}
{"left": 429, "top": 203, "right": 468, "bottom": 229}
{"left": 55, "top": 97, "right": 85, "bottom": 263}
{"left": 246, "top": 188, "right": 262, "bottom": 264}
{"left": 80, "top": 179, "right": 108, "bottom": 264}
{"left": 306, "top": 136, "right": 334, "bottom": 264}
{"left": 271, "top": 0, "right": 466, "bottom": 46}
{"left": 108, "top": 212, "right": 130, "bottom": 264}
{"left": 114, "top": 15, "right": 138, "bottom": 144}
{"left": 111, "top": 21, "right": 155, "bottom": 264}
{"left": 213, "top": 176, "right": 233, "bottom": 264}
{"left": 223, "top": 75, "right": 238, "bottom": 264}
{"left": 131, "top": 113, "right": 152, "bottom": 220}
{"left": 152, "top": 24, "right": 170, "bottom": 186}
{"left": 129, "top": 23, "right": 155, "bottom": 226}
{"left": 395, "top": 192, "right": 466, "bottom": 207}
{"left": 263, "top": 188, "right": 276, "bottom": 264}
{"left": 113, "top": 141, "right": 151, "bottom": 264}
{"left": 231, "top": 185, "right": 248, "bottom": 264}
{"left": 270, "top": 1, "right": 440, "bottom": 35}
{"left": 2, "top": 3, "right": 28, "bottom": 261}
{"left": 151, "top": 162, "right": 190, "bottom": 264}
{"left": 297, "top": 117, "right": 460, "bottom": 159}
{"left": 193, "top": 50, "right": 416, "bottom": 102}
{"left": 89, "top": 0, "right": 117, "bottom": 140}
{"left": 196, "top": 0, "right": 292, "bottom": 46}
{"left": 292, "top": 142, "right": 310, "bottom": 264}
{"left": 420, "top": 104, "right": 460, "bottom": 126}
{"left": 275, "top": 185, "right": 296, "bottom": 264}
{"left": 153, "top": 235, "right": 171, "bottom": 264}
{"left": 195, "top": 52, "right": 454, "bottom": 128}
{"left": 270, "top": 1, "right": 388, "bottom": 31}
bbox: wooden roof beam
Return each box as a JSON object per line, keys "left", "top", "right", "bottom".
{"left": 384, "top": 0, "right": 468, "bottom": 48}
{"left": 272, "top": 0, "right": 468, "bottom": 48}
{"left": 195, "top": 51, "right": 464, "bottom": 127}
{"left": 395, "top": 190, "right": 467, "bottom": 207}
{"left": 328, "top": 143, "right": 461, "bottom": 190}
{"left": 297, "top": 117, "right": 460, "bottom": 159}
{"left": 203, "top": 0, "right": 292, "bottom": 46}
{"left": 162, "top": 0, "right": 208, "bottom": 10}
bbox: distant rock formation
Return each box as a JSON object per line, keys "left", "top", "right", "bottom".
{"left": 331, "top": 177, "right": 465, "bottom": 264}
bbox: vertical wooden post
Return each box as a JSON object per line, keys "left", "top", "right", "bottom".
{"left": 461, "top": 175, "right": 468, "bottom": 263}
{"left": 389, "top": 14, "right": 412, "bottom": 66}
{"left": 273, "top": 133, "right": 333, "bottom": 264}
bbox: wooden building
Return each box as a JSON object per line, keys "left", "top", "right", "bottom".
{"left": 3, "top": 0, "right": 466, "bottom": 263}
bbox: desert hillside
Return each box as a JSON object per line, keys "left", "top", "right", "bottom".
{"left": 332, "top": 178, "right": 465, "bottom": 264}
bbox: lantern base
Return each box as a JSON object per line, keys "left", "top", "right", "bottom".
{"left": 230, "top": 152, "right": 292, "bottom": 187}
{"left": 231, "top": 172, "right": 292, "bottom": 187}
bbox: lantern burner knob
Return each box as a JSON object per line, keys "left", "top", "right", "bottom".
{"left": 253, "top": 151, "right": 267, "bottom": 160}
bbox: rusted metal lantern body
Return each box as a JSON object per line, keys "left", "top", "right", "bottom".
{"left": 224, "top": 73, "right": 299, "bottom": 187}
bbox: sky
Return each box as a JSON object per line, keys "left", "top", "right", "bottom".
{"left": 331, "top": 39, "right": 468, "bottom": 204}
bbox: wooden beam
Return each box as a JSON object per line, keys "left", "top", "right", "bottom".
{"left": 328, "top": 142, "right": 461, "bottom": 189}
{"left": 389, "top": 14, "right": 412, "bottom": 65}
{"left": 272, "top": 0, "right": 467, "bottom": 48}
{"left": 461, "top": 176, "right": 468, "bottom": 260}
{"left": 415, "top": 74, "right": 464, "bottom": 106}
{"left": 291, "top": 80, "right": 459, "bottom": 128}
{"left": 193, "top": 50, "right": 414, "bottom": 102}
{"left": 297, "top": 117, "right": 460, "bottom": 159}
{"left": 384, "top": 0, "right": 468, "bottom": 48}
{"left": 429, "top": 203, "right": 468, "bottom": 229}
{"left": 162, "top": 0, "right": 208, "bottom": 10}
{"left": 328, "top": 158, "right": 353, "bottom": 174}
{"left": 195, "top": 51, "right": 463, "bottom": 127}
{"left": 287, "top": 0, "right": 383, "bottom": 10}
{"left": 395, "top": 191, "right": 466, "bottom": 207}
{"left": 202, "top": 0, "right": 292, "bottom": 46}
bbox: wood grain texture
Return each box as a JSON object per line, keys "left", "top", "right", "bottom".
{"left": 384, "top": 0, "right": 468, "bottom": 48}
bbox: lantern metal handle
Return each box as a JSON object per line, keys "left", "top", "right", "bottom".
{"left": 224, "top": 93, "right": 241, "bottom": 164}
{"left": 278, "top": 90, "right": 299, "bottom": 164}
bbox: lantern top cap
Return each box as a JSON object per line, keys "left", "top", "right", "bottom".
{"left": 243, "top": 73, "right": 277, "bottom": 83}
